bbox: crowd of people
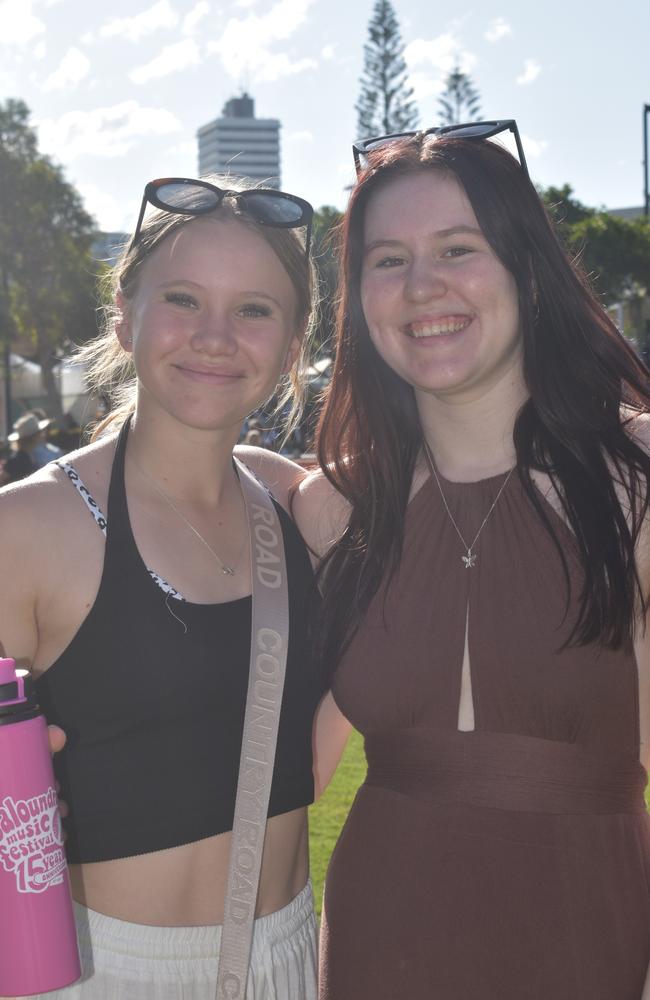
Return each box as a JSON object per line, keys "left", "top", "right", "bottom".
{"left": 0, "top": 409, "right": 85, "bottom": 486}
{"left": 0, "top": 122, "right": 649, "bottom": 999}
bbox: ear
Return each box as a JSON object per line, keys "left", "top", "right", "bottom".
{"left": 115, "top": 291, "right": 133, "bottom": 352}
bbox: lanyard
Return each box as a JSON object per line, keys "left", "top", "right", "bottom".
{"left": 215, "top": 458, "right": 290, "bottom": 999}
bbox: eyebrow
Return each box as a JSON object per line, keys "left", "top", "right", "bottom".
{"left": 364, "top": 225, "right": 484, "bottom": 255}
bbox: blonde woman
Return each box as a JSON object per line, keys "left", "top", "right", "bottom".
{"left": 0, "top": 177, "right": 323, "bottom": 999}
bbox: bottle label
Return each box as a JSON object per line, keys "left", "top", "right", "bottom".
{"left": 0, "top": 787, "right": 66, "bottom": 894}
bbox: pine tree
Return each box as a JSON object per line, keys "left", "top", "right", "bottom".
{"left": 438, "top": 66, "right": 481, "bottom": 125}
{"left": 355, "top": 0, "right": 419, "bottom": 140}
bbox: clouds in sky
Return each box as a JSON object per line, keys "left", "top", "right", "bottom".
{"left": 405, "top": 32, "right": 477, "bottom": 100}
{"left": 517, "top": 59, "right": 541, "bottom": 85}
{"left": 99, "top": 0, "right": 179, "bottom": 43}
{"left": 0, "top": 0, "right": 323, "bottom": 101}
{"left": 182, "top": 1, "right": 210, "bottom": 34}
{"left": 43, "top": 47, "right": 90, "bottom": 91}
{"left": 485, "top": 18, "right": 512, "bottom": 43}
{"left": 88, "top": 0, "right": 315, "bottom": 88}
{"left": 130, "top": 39, "right": 201, "bottom": 83}
{"left": 76, "top": 181, "right": 132, "bottom": 232}
{"left": 207, "top": 0, "right": 317, "bottom": 82}
{"left": 0, "top": 0, "right": 45, "bottom": 46}
{"left": 36, "top": 100, "right": 182, "bottom": 160}
{"left": 286, "top": 129, "right": 313, "bottom": 144}
{"left": 522, "top": 134, "right": 548, "bottom": 158}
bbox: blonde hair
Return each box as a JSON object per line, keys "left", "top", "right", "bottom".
{"left": 80, "top": 174, "right": 317, "bottom": 440}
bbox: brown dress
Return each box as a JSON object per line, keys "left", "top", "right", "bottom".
{"left": 319, "top": 469, "right": 650, "bottom": 1000}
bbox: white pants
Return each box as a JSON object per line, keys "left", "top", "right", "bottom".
{"left": 28, "top": 882, "right": 317, "bottom": 999}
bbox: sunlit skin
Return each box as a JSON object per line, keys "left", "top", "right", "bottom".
{"left": 361, "top": 171, "right": 526, "bottom": 416}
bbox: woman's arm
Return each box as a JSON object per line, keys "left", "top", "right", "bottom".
{"left": 236, "top": 453, "right": 355, "bottom": 793}
{"left": 293, "top": 471, "right": 354, "bottom": 794}
{"left": 0, "top": 483, "right": 44, "bottom": 668}
{"left": 312, "top": 692, "right": 353, "bottom": 799}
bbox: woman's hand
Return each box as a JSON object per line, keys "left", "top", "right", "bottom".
{"left": 48, "top": 725, "right": 69, "bottom": 821}
{"left": 48, "top": 724, "right": 66, "bottom": 754}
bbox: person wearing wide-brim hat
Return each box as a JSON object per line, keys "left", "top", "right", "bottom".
{"left": 7, "top": 412, "right": 51, "bottom": 443}
{"left": 1, "top": 413, "right": 50, "bottom": 485}
{"left": 28, "top": 408, "right": 65, "bottom": 468}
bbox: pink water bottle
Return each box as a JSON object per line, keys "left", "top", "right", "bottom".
{"left": 0, "top": 657, "right": 81, "bottom": 996}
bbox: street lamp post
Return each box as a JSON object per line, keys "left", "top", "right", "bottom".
{"left": 3, "top": 341, "right": 11, "bottom": 439}
{"left": 644, "top": 103, "right": 650, "bottom": 218}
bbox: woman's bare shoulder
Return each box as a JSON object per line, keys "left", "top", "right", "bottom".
{"left": 234, "top": 445, "right": 306, "bottom": 510}
{"left": 0, "top": 435, "right": 115, "bottom": 532}
{"left": 293, "top": 468, "right": 350, "bottom": 558}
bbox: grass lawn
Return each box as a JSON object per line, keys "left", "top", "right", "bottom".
{"left": 308, "top": 729, "right": 366, "bottom": 919}
{"left": 309, "top": 730, "right": 650, "bottom": 920}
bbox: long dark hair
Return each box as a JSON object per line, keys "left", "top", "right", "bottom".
{"left": 316, "top": 134, "right": 650, "bottom": 672}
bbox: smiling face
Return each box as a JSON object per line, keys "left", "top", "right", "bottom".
{"left": 117, "top": 215, "right": 301, "bottom": 434}
{"left": 360, "top": 169, "right": 524, "bottom": 409}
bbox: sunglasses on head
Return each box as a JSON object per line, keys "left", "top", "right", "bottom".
{"left": 352, "top": 119, "right": 529, "bottom": 180}
{"left": 130, "top": 177, "right": 314, "bottom": 255}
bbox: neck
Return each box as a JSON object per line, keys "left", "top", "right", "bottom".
{"left": 416, "top": 373, "right": 528, "bottom": 482}
{"left": 126, "top": 408, "right": 241, "bottom": 506}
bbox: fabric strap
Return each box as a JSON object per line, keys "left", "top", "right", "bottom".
{"left": 215, "top": 459, "right": 291, "bottom": 999}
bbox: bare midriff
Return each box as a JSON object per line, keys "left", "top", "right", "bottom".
{"left": 69, "top": 806, "right": 309, "bottom": 926}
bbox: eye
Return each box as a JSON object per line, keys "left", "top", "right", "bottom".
{"left": 164, "top": 291, "right": 199, "bottom": 308}
{"left": 374, "top": 255, "right": 407, "bottom": 268}
{"left": 443, "top": 246, "right": 473, "bottom": 258}
{"left": 239, "top": 303, "right": 273, "bottom": 318}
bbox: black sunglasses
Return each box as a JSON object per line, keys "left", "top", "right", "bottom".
{"left": 130, "top": 177, "right": 314, "bottom": 255}
{"left": 353, "top": 119, "right": 529, "bottom": 180}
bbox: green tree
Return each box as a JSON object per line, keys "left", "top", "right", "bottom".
{"left": 298, "top": 205, "right": 342, "bottom": 448}
{"left": 541, "top": 184, "right": 594, "bottom": 226}
{"left": 312, "top": 205, "right": 342, "bottom": 354}
{"left": 356, "top": 0, "right": 419, "bottom": 140}
{"left": 438, "top": 65, "right": 481, "bottom": 125}
{"left": 0, "top": 99, "right": 98, "bottom": 421}
{"left": 541, "top": 184, "right": 650, "bottom": 331}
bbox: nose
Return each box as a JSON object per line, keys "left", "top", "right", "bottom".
{"left": 190, "top": 312, "right": 237, "bottom": 356}
{"left": 404, "top": 258, "right": 447, "bottom": 303}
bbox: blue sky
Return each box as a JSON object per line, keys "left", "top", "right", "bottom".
{"left": 1, "top": 0, "right": 648, "bottom": 232}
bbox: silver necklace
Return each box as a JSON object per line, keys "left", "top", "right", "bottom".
{"left": 423, "top": 442, "right": 514, "bottom": 569}
{"left": 131, "top": 456, "right": 245, "bottom": 576}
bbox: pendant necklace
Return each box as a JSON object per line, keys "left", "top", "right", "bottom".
{"left": 422, "top": 441, "right": 514, "bottom": 569}
{"left": 131, "top": 456, "right": 245, "bottom": 576}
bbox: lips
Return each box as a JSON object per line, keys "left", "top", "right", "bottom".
{"left": 405, "top": 316, "right": 472, "bottom": 338}
{"left": 173, "top": 364, "right": 243, "bottom": 383}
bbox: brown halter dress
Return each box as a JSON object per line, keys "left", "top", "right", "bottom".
{"left": 319, "top": 469, "right": 650, "bottom": 1000}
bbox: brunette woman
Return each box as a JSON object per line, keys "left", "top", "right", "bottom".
{"left": 296, "top": 123, "right": 650, "bottom": 999}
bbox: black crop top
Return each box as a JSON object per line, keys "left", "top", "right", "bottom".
{"left": 35, "top": 419, "right": 324, "bottom": 864}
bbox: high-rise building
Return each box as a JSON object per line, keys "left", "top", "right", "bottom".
{"left": 197, "top": 94, "right": 281, "bottom": 187}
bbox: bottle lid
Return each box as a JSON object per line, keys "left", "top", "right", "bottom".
{"left": 0, "top": 657, "right": 30, "bottom": 706}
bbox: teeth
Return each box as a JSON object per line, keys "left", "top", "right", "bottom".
{"left": 409, "top": 319, "right": 469, "bottom": 338}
